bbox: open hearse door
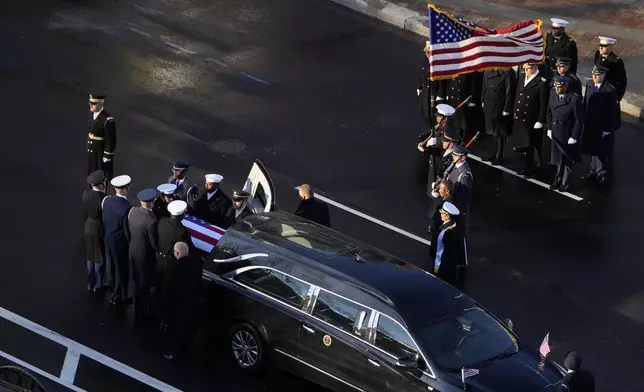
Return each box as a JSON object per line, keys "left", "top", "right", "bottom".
{"left": 242, "top": 159, "right": 276, "bottom": 213}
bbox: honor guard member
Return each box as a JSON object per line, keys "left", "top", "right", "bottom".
{"left": 153, "top": 183, "right": 178, "bottom": 220}
{"left": 545, "top": 19, "right": 578, "bottom": 75}
{"left": 445, "top": 145, "right": 473, "bottom": 237}
{"left": 158, "top": 200, "right": 193, "bottom": 330}
{"left": 128, "top": 188, "right": 160, "bottom": 325}
{"left": 431, "top": 201, "right": 467, "bottom": 291}
{"left": 546, "top": 76, "right": 584, "bottom": 192}
{"left": 446, "top": 71, "right": 483, "bottom": 142}
{"left": 102, "top": 175, "right": 133, "bottom": 305}
{"left": 194, "top": 174, "right": 231, "bottom": 228}
{"left": 418, "top": 103, "right": 456, "bottom": 196}
{"left": 83, "top": 170, "right": 107, "bottom": 292}
{"left": 558, "top": 351, "right": 595, "bottom": 392}
{"left": 595, "top": 36, "right": 627, "bottom": 124}
{"left": 428, "top": 179, "right": 454, "bottom": 249}
{"left": 87, "top": 94, "right": 116, "bottom": 180}
{"left": 482, "top": 68, "right": 516, "bottom": 165}
{"left": 428, "top": 125, "right": 461, "bottom": 212}
{"left": 223, "top": 190, "right": 254, "bottom": 229}
{"left": 580, "top": 65, "right": 620, "bottom": 187}
{"left": 513, "top": 63, "right": 549, "bottom": 177}
{"left": 168, "top": 160, "right": 199, "bottom": 211}
{"left": 552, "top": 58, "right": 582, "bottom": 96}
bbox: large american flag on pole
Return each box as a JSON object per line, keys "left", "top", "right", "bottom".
{"left": 427, "top": 5, "right": 544, "bottom": 80}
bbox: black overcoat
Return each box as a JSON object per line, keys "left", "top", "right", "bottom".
{"left": 434, "top": 222, "right": 467, "bottom": 287}
{"left": 128, "top": 207, "right": 159, "bottom": 288}
{"left": 82, "top": 189, "right": 106, "bottom": 263}
{"left": 545, "top": 33, "right": 578, "bottom": 74}
{"left": 512, "top": 72, "right": 548, "bottom": 147}
{"left": 546, "top": 91, "right": 584, "bottom": 165}
{"left": 194, "top": 189, "right": 232, "bottom": 228}
{"left": 580, "top": 81, "right": 619, "bottom": 156}
{"left": 482, "top": 69, "right": 516, "bottom": 136}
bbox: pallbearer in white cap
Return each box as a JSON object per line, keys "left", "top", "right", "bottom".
{"left": 545, "top": 18, "right": 578, "bottom": 75}
{"left": 432, "top": 201, "right": 467, "bottom": 291}
{"left": 167, "top": 200, "right": 188, "bottom": 216}
{"left": 595, "top": 36, "right": 627, "bottom": 104}
{"left": 153, "top": 183, "right": 179, "bottom": 219}
{"left": 102, "top": 174, "right": 133, "bottom": 305}
{"left": 194, "top": 173, "right": 232, "bottom": 228}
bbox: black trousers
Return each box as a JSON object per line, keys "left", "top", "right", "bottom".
{"left": 588, "top": 132, "right": 615, "bottom": 180}
{"left": 493, "top": 135, "right": 506, "bottom": 160}
{"left": 106, "top": 244, "right": 129, "bottom": 302}
{"left": 555, "top": 156, "right": 573, "bottom": 186}
{"left": 134, "top": 284, "right": 152, "bottom": 323}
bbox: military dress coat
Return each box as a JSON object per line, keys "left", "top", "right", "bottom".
{"left": 482, "top": 69, "right": 516, "bottom": 137}
{"left": 546, "top": 91, "right": 584, "bottom": 165}
{"left": 594, "top": 51, "right": 627, "bottom": 101}
{"left": 446, "top": 72, "right": 483, "bottom": 137}
{"left": 433, "top": 221, "right": 467, "bottom": 289}
{"left": 580, "top": 81, "right": 619, "bottom": 156}
{"left": 418, "top": 53, "right": 447, "bottom": 125}
{"left": 128, "top": 207, "right": 159, "bottom": 289}
{"left": 168, "top": 176, "right": 199, "bottom": 211}
{"left": 223, "top": 205, "right": 254, "bottom": 229}
{"left": 545, "top": 32, "right": 579, "bottom": 74}
{"left": 445, "top": 161, "right": 473, "bottom": 235}
{"left": 194, "top": 189, "right": 232, "bottom": 228}
{"left": 550, "top": 73, "right": 582, "bottom": 97}
{"left": 82, "top": 189, "right": 106, "bottom": 263}
{"left": 512, "top": 71, "right": 549, "bottom": 148}
{"left": 87, "top": 110, "right": 116, "bottom": 177}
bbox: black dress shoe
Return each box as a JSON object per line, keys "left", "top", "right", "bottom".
{"left": 581, "top": 173, "right": 597, "bottom": 182}
{"left": 484, "top": 155, "right": 496, "bottom": 162}
{"left": 513, "top": 146, "right": 527, "bottom": 153}
{"left": 558, "top": 184, "right": 571, "bottom": 192}
{"left": 518, "top": 169, "right": 535, "bottom": 178}
{"left": 549, "top": 180, "right": 561, "bottom": 190}
{"left": 490, "top": 158, "right": 503, "bottom": 166}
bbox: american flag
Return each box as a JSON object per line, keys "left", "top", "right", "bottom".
{"left": 181, "top": 215, "right": 225, "bottom": 253}
{"left": 539, "top": 332, "right": 551, "bottom": 357}
{"left": 461, "top": 367, "right": 479, "bottom": 380}
{"left": 427, "top": 5, "right": 544, "bottom": 80}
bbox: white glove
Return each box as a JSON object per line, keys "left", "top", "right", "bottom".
{"left": 417, "top": 144, "right": 425, "bottom": 152}
{"left": 103, "top": 157, "right": 111, "bottom": 163}
{"left": 431, "top": 191, "right": 440, "bottom": 198}
{"left": 602, "top": 131, "right": 610, "bottom": 136}
{"left": 431, "top": 182, "right": 436, "bottom": 189}
{"left": 502, "top": 111, "right": 510, "bottom": 116}
{"left": 467, "top": 102, "right": 476, "bottom": 107}
{"left": 427, "top": 137, "right": 438, "bottom": 146}
{"left": 534, "top": 122, "right": 543, "bottom": 129}
{"left": 481, "top": 102, "right": 484, "bottom": 108}
{"left": 547, "top": 130, "right": 552, "bottom": 139}
{"left": 436, "top": 97, "right": 445, "bottom": 101}
{"left": 417, "top": 89, "right": 421, "bottom": 96}
{"left": 567, "top": 138, "right": 577, "bottom": 144}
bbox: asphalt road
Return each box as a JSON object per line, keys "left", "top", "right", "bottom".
{"left": 1, "top": 0, "right": 643, "bottom": 391}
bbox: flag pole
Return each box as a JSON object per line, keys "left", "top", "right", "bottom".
{"left": 461, "top": 367, "right": 467, "bottom": 390}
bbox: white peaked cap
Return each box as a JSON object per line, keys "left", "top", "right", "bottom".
{"left": 436, "top": 103, "right": 456, "bottom": 117}
{"left": 110, "top": 175, "right": 131, "bottom": 188}
{"left": 550, "top": 18, "right": 569, "bottom": 28}
{"left": 167, "top": 200, "right": 188, "bottom": 216}
{"left": 156, "top": 183, "right": 177, "bottom": 195}
{"left": 205, "top": 174, "right": 223, "bottom": 183}
{"left": 598, "top": 36, "right": 617, "bottom": 45}
{"left": 441, "top": 201, "right": 460, "bottom": 216}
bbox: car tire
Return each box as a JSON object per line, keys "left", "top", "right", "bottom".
{"left": 229, "top": 323, "right": 267, "bottom": 373}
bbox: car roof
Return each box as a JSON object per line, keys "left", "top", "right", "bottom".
{"left": 232, "top": 211, "right": 474, "bottom": 325}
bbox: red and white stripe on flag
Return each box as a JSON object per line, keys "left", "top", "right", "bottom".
{"left": 539, "top": 332, "right": 551, "bottom": 357}
{"left": 182, "top": 215, "right": 225, "bottom": 253}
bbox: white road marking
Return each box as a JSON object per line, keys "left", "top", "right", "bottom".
{"left": 163, "top": 41, "right": 196, "bottom": 55}
{"left": 294, "top": 187, "right": 432, "bottom": 247}
{"left": 239, "top": 72, "right": 271, "bottom": 85}
{"left": 206, "top": 57, "right": 229, "bottom": 67}
{"left": 0, "top": 307, "right": 182, "bottom": 392}
{"left": 129, "top": 27, "right": 152, "bottom": 38}
{"left": 468, "top": 154, "right": 584, "bottom": 202}
{"left": 134, "top": 5, "right": 168, "bottom": 17}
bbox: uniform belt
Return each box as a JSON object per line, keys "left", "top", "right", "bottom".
{"left": 88, "top": 133, "right": 104, "bottom": 141}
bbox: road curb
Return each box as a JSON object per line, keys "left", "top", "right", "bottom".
{"left": 327, "top": 0, "right": 643, "bottom": 120}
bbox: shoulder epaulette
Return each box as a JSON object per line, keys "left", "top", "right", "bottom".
{"left": 106, "top": 117, "right": 115, "bottom": 121}
{"left": 541, "top": 77, "right": 547, "bottom": 82}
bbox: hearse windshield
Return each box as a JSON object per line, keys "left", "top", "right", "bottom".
{"left": 413, "top": 307, "right": 519, "bottom": 371}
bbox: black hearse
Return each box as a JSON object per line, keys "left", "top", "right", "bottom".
{"left": 201, "top": 210, "right": 564, "bottom": 392}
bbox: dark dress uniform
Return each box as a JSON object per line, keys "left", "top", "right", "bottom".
{"left": 580, "top": 77, "right": 620, "bottom": 182}
{"left": 102, "top": 194, "right": 132, "bottom": 303}
{"left": 446, "top": 72, "right": 483, "bottom": 141}
{"left": 546, "top": 85, "right": 584, "bottom": 190}
{"left": 595, "top": 50, "right": 627, "bottom": 126}
{"left": 158, "top": 214, "right": 193, "bottom": 323}
{"left": 223, "top": 204, "right": 254, "bottom": 229}
{"left": 545, "top": 32, "right": 578, "bottom": 75}
{"left": 428, "top": 197, "right": 454, "bottom": 258}
{"left": 433, "top": 219, "right": 467, "bottom": 291}
{"left": 482, "top": 69, "right": 516, "bottom": 162}
{"left": 128, "top": 202, "right": 160, "bottom": 323}
{"left": 87, "top": 109, "right": 116, "bottom": 180}
{"left": 153, "top": 196, "right": 170, "bottom": 220}
{"left": 513, "top": 69, "right": 549, "bottom": 174}
{"left": 445, "top": 156, "right": 473, "bottom": 236}
{"left": 168, "top": 176, "right": 198, "bottom": 212}
{"left": 295, "top": 197, "right": 331, "bottom": 228}
{"left": 82, "top": 185, "right": 106, "bottom": 290}
{"left": 194, "top": 189, "right": 232, "bottom": 228}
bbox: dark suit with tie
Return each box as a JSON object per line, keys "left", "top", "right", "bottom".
{"left": 513, "top": 71, "right": 549, "bottom": 172}
{"left": 546, "top": 90, "right": 584, "bottom": 188}
{"left": 581, "top": 81, "right": 619, "bottom": 180}
{"left": 128, "top": 206, "right": 159, "bottom": 322}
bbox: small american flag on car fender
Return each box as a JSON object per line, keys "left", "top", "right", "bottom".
{"left": 539, "top": 332, "right": 551, "bottom": 357}
{"left": 181, "top": 215, "right": 226, "bottom": 253}
{"left": 461, "top": 367, "right": 479, "bottom": 380}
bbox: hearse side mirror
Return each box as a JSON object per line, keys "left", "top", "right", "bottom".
{"left": 503, "top": 318, "right": 514, "bottom": 331}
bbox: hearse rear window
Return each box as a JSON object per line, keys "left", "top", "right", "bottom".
{"left": 234, "top": 268, "right": 311, "bottom": 309}
{"left": 255, "top": 219, "right": 357, "bottom": 256}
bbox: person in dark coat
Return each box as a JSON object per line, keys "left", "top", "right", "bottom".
{"left": 128, "top": 189, "right": 160, "bottom": 325}
{"left": 446, "top": 72, "right": 483, "bottom": 142}
{"left": 87, "top": 94, "right": 116, "bottom": 181}
{"left": 594, "top": 36, "right": 627, "bottom": 126}
{"left": 419, "top": 104, "right": 458, "bottom": 196}
{"left": 162, "top": 241, "right": 203, "bottom": 360}
{"left": 102, "top": 174, "right": 133, "bottom": 305}
{"left": 512, "top": 63, "right": 549, "bottom": 177}
{"left": 153, "top": 183, "right": 178, "bottom": 220}
{"left": 418, "top": 42, "right": 447, "bottom": 131}
{"left": 580, "top": 65, "right": 620, "bottom": 186}
{"left": 435, "top": 126, "right": 461, "bottom": 181}
{"left": 545, "top": 18, "right": 578, "bottom": 75}
{"left": 416, "top": 74, "right": 449, "bottom": 188}
{"left": 552, "top": 58, "right": 582, "bottom": 96}
{"left": 546, "top": 76, "right": 584, "bottom": 192}
{"left": 482, "top": 68, "right": 516, "bottom": 165}
{"left": 158, "top": 200, "right": 194, "bottom": 330}
{"left": 295, "top": 184, "right": 331, "bottom": 227}
{"left": 558, "top": 351, "right": 595, "bottom": 392}
{"left": 428, "top": 180, "right": 455, "bottom": 257}
{"left": 168, "top": 160, "right": 199, "bottom": 211}
{"left": 194, "top": 174, "right": 231, "bottom": 228}
{"left": 445, "top": 145, "right": 473, "bottom": 237}
{"left": 432, "top": 201, "right": 467, "bottom": 291}
{"left": 82, "top": 170, "right": 107, "bottom": 292}
{"left": 223, "top": 190, "right": 255, "bottom": 229}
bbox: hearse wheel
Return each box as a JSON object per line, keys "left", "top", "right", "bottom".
{"left": 229, "top": 323, "right": 267, "bottom": 373}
